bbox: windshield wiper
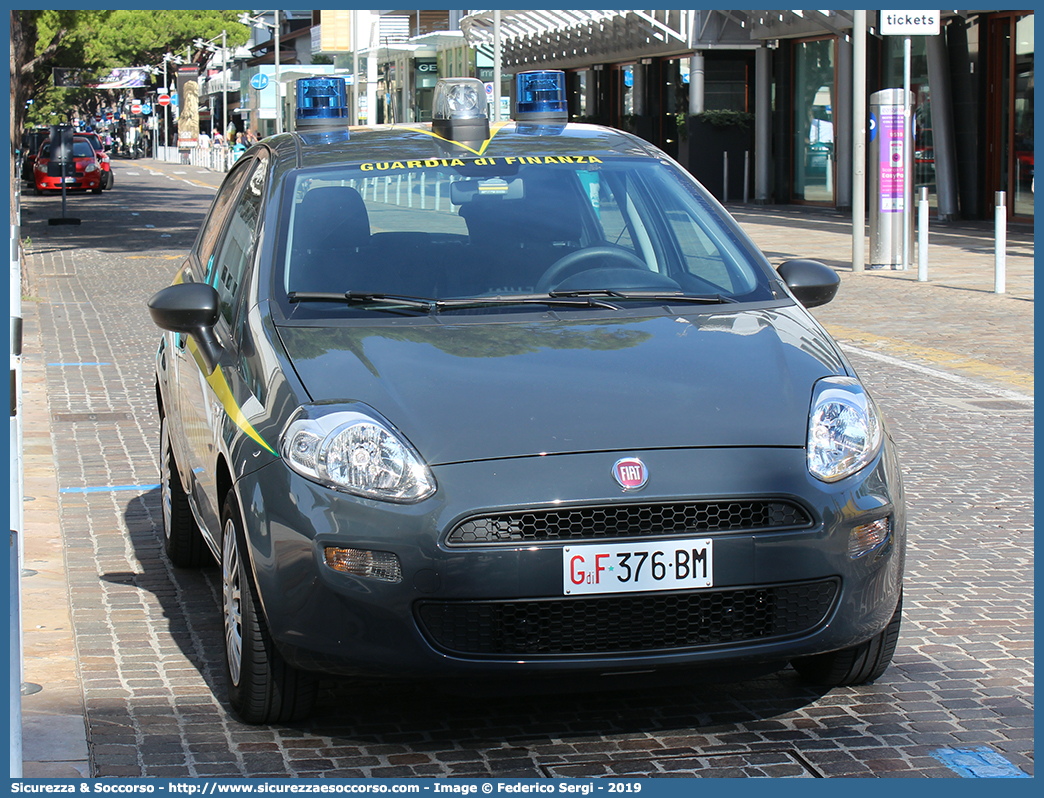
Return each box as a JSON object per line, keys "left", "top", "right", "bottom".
{"left": 549, "top": 289, "right": 737, "bottom": 304}
{"left": 435, "top": 295, "right": 622, "bottom": 311}
{"left": 287, "top": 291, "right": 436, "bottom": 312}
{"left": 286, "top": 292, "right": 624, "bottom": 313}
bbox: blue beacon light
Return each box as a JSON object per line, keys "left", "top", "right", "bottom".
{"left": 295, "top": 77, "right": 349, "bottom": 131}
{"left": 514, "top": 70, "right": 568, "bottom": 123}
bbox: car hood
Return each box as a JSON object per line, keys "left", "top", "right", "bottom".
{"left": 276, "top": 307, "right": 846, "bottom": 466}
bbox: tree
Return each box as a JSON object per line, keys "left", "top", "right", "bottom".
{"left": 15, "top": 10, "right": 250, "bottom": 131}
{"left": 10, "top": 9, "right": 249, "bottom": 224}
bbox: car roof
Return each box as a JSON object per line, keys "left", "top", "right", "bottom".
{"left": 264, "top": 122, "right": 664, "bottom": 184}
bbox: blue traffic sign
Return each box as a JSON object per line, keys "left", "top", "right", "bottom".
{"left": 250, "top": 73, "right": 270, "bottom": 90}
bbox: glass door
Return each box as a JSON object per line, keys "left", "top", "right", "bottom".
{"left": 988, "top": 12, "right": 1034, "bottom": 220}
{"left": 610, "top": 63, "right": 636, "bottom": 133}
{"left": 792, "top": 37, "right": 836, "bottom": 204}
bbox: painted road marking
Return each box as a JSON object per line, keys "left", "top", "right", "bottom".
{"left": 930, "top": 747, "right": 1030, "bottom": 778}
{"left": 841, "top": 343, "right": 1033, "bottom": 403}
{"left": 829, "top": 324, "right": 1033, "bottom": 397}
{"left": 60, "top": 484, "right": 160, "bottom": 494}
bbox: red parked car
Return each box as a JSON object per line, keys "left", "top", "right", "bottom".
{"left": 33, "top": 139, "right": 103, "bottom": 195}
{"left": 76, "top": 132, "right": 114, "bottom": 190}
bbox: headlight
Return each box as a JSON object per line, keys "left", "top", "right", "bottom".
{"left": 807, "top": 376, "right": 883, "bottom": 482}
{"left": 85, "top": 163, "right": 98, "bottom": 173}
{"left": 280, "top": 407, "right": 435, "bottom": 503}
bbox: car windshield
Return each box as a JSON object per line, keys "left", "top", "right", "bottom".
{"left": 279, "top": 156, "right": 773, "bottom": 311}
{"left": 40, "top": 140, "right": 96, "bottom": 159}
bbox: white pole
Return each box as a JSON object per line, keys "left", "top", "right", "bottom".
{"left": 902, "top": 36, "right": 912, "bottom": 270}
{"left": 163, "top": 58, "right": 169, "bottom": 150}
{"left": 352, "top": 11, "right": 359, "bottom": 125}
{"left": 221, "top": 30, "right": 228, "bottom": 144}
{"left": 995, "top": 191, "right": 1007, "bottom": 294}
{"left": 743, "top": 150, "right": 750, "bottom": 204}
{"left": 9, "top": 216, "right": 24, "bottom": 778}
{"left": 852, "top": 11, "right": 866, "bottom": 272}
{"left": 918, "top": 186, "right": 929, "bottom": 282}
{"left": 274, "top": 10, "right": 282, "bottom": 135}
{"left": 723, "top": 151, "right": 729, "bottom": 204}
{"left": 493, "top": 10, "right": 502, "bottom": 122}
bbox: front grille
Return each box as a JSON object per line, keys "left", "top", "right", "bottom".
{"left": 446, "top": 500, "right": 812, "bottom": 546}
{"left": 416, "top": 579, "right": 838, "bottom": 657}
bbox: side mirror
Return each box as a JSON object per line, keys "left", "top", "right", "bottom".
{"left": 776, "top": 259, "right": 840, "bottom": 308}
{"left": 148, "top": 282, "right": 223, "bottom": 374}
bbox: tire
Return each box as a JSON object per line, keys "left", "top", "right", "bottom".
{"left": 104, "top": 172, "right": 113, "bottom": 190}
{"left": 33, "top": 182, "right": 42, "bottom": 196}
{"left": 221, "top": 492, "right": 318, "bottom": 724}
{"left": 792, "top": 592, "right": 902, "bottom": 686}
{"left": 159, "top": 415, "right": 207, "bottom": 567}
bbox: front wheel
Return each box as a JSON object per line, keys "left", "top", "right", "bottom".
{"left": 221, "top": 493, "right": 318, "bottom": 724}
{"left": 791, "top": 592, "right": 902, "bottom": 686}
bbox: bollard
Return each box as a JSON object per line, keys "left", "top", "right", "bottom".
{"left": 917, "top": 186, "right": 929, "bottom": 282}
{"left": 994, "top": 191, "right": 1006, "bottom": 294}
{"left": 723, "top": 151, "right": 729, "bottom": 204}
{"left": 743, "top": 150, "right": 750, "bottom": 204}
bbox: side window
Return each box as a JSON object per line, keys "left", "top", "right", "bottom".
{"left": 663, "top": 208, "right": 737, "bottom": 290}
{"left": 584, "top": 173, "right": 638, "bottom": 253}
{"left": 212, "top": 155, "right": 268, "bottom": 328}
{"left": 587, "top": 171, "right": 659, "bottom": 269}
{"left": 194, "top": 160, "right": 253, "bottom": 274}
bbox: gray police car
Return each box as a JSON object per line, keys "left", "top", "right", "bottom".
{"left": 149, "top": 72, "right": 905, "bottom": 724}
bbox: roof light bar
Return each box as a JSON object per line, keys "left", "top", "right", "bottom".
{"left": 432, "top": 78, "right": 490, "bottom": 144}
{"left": 514, "top": 70, "right": 568, "bottom": 123}
{"left": 295, "top": 77, "right": 349, "bottom": 131}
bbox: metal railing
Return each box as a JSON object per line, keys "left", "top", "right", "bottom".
{"left": 154, "top": 144, "right": 240, "bottom": 173}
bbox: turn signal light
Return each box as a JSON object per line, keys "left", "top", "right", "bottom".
{"left": 324, "top": 547, "right": 402, "bottom": 582}
{"left": 849, "top": 517, "right": 891, "bottom": 558}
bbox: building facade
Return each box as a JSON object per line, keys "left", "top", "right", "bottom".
{"left": 459, "top": 9, "right": 1033, "bottom": 224}
{"left": 207, "top": 9, "right": 1032, "bottom": 224}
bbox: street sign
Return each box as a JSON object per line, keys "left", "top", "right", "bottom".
{"left": 158, "top": 94, "right": 171, "bottom": 107}
{"left": 250, "top": 73, "right": 270, "bottom": 90}
{"left": 880, "top": 10, "right": 940, "bottom": 36}
{"left": 141, "top": 103, "right": 152, "bottom": 115}
{"left": 131, "top": 102, "right": 142, "bottom": 114}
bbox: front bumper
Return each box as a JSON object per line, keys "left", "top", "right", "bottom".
{"left": 235, "top": 443, "right": 905, "bottom": 679}
{"left": 35, "top": 172, "right": 101, "bottom": 191}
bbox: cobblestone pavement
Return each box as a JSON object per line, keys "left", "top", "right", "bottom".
{"left": 16, "top": 160, "right": 1033, "bottom": 779}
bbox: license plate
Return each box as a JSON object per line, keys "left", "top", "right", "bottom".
{"left": 63, "top": 177, "right": 76, "bottom": 183}
{"left": 563, "top": 538, "right": 713, "bottom": 595}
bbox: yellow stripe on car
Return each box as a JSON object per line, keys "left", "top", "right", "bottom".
{"left": 187, "top": 338, "right": 278, "bottom": 456}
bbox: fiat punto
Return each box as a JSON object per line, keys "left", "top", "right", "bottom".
{"left": 148, "top": 73, "right": 905, "bottom": 724}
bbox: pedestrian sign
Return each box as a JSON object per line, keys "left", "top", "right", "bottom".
{"left": 250, "top": 73, "right": 270, "bottom": 90}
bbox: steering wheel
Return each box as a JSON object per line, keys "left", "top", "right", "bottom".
{"left": 535, "top": 245, "right": 650, "bottom": 293}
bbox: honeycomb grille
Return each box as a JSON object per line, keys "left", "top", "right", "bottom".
{"left": 446, "top": 500, "right": 811, "bottom": 546}
{"left": 416, "top": 579, "right": 838, "bottom": 657}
